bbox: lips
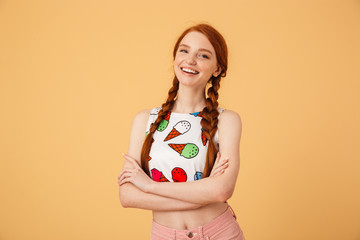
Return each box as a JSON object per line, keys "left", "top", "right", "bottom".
{"left": 180, "top": 67, "right": 199, "bottom": 75}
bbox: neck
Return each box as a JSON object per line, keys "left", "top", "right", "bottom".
{"left": 172, "top": 84, "right": 206, "bottom": 113}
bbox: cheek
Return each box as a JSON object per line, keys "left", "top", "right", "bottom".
{"left": 199, "top": 63, "right": 216, "bottom": 75}
{"left": 174, "top": 55, "right": 183, "bottom": 65}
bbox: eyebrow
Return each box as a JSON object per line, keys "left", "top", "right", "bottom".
{"left": 179, "top": 44, "right": 213, "bottom": 55}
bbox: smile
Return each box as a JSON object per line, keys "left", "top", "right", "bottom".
{"left": 181, "top": 67, "right": 199, "bottom": 75}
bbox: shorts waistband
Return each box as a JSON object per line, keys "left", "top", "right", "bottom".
{"left": 151, "top": 206, "right": 237, "bottom": 239}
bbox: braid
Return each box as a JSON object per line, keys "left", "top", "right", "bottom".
{"left": 140, "top": 77, "right": 179, "bottom": 175}
{"left": 200, "top": 76, "right": 221, "bottom": 177}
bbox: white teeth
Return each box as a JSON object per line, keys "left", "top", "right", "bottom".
{"left": 181, "top": 67, "right": 198, "bottom": 74}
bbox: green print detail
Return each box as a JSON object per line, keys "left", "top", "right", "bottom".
{"left": 157, "top": 119, "right": 169, "bottom": 131}
{"left": 168, "top": 143, "right": 199, "bottom": 159}
{"left": 181, "top": 143, "right": 199, "bottom": 158}
{"left": 145, "top": 131, "right": 149, "bottom": 136}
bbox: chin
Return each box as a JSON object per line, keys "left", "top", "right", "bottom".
{"left": 176, "top": 73, "right": 198, "bottom": 86}
{"left": 178, "top": 79, "right": 197, "bottom": 87}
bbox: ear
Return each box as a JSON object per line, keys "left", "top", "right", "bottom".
{"left": 213, "top": 65, "right": 222, "bottom": 77}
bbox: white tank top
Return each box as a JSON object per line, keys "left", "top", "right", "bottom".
{"left": 145, "top": 107, "right": 225, "bottom": 182}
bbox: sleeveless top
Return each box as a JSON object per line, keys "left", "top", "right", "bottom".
{"left": 145, "top": 107, "right": 225, "bottom": 183}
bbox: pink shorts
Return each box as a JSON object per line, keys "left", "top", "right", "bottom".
{"left": 150, "top": 206, "right": 245, "bottom": 240}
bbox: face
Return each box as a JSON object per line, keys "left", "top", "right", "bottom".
{"left": 174, "top": 31, "right": 221, "bottom": 89}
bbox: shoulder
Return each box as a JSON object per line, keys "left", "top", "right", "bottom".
{"left": 132, "top": 109, "right": 151, "bottom": 126}
{"left": 218, "top": 109, "right": 242, "bottom": 138}
{"left": 219, "top": 109, "right": 242, "bottom": 126}
{"left": 131, "top": 107, "right": 161, "bottom": 133}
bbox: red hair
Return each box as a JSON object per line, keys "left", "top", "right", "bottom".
{"left": 140, "top": 23, "right": 228, "bottom": 177}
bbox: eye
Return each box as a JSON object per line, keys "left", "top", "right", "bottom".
{"left": 179, "top": 49, "right": 188, "bottom": 53}
{"left": 200, "top": 54, "right": 209, "bottom": 59}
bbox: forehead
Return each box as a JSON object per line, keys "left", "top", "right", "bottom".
{"left": 179, "top": 31, "right": 215, "bottom": 53}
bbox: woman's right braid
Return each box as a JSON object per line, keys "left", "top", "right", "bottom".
{"left": 140, "top": 77, "right": 179, "bottom": 175}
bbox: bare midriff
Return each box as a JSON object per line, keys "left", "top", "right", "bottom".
{"left": 152, "top": 202, "right": 229, "bottom": 230}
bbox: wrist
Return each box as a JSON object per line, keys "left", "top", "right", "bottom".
{"left": 146, "top": 180, "right": 157, "bottom": 193}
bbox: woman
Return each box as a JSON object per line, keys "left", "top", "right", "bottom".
{"left": 117, "top": 23, "right": 244, "bottom": 240}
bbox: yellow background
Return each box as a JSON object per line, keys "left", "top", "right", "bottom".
{"left": 1, "top": 0, "right": 359, "bottom": 239}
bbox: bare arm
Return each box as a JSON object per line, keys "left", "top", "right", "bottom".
{"left": 118, "top": 109, "right": 203, "bottom": 210}
{"left": 120, "top": 110, "right": 242, "bottom": 205}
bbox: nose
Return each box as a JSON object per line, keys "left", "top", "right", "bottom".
{"left": 185, "top": 53, "right": 197, "bottom": 65}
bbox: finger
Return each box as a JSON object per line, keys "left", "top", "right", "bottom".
{"left": 213, "top": 159, "right": 228, "bottom": 171}
{"left": 214, "top": 158, "right": 228, "bottom": 170}
{"left": 219, "top": 162, "right": 229, "bottom": 170}
{"left": 118, "top": 172, "right": 128, "bottom": 184}
{"left": 118, "top": 171, "right": 134, "bottom": 184}
{"left": 118, "top": 170, "right": 126, "bottom": 179}
{"left": 210, "top": 166, "right": 222, "bottom": 177}
{"left": 214, "top": 154, "right": 227, "bottom": 167}
{"left": 213, "top": 163, "right": 229, "bottom": 176}
{"left": 118, "top": 176, "right": 132, "bottom": 186}
{"left": 118, "top": 169, "right": 136, "bottom": 181}
{"left": 214, "top": 152, "right": 221, "bottom": 162}
{"left": 213, "top": 168, "right": 226, "bottom": 177}
{"left": 219, "top": 169, "right": 225, "bottom": 175}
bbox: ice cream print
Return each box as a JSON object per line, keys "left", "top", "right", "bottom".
{"left": 157, "top": 111, "right": 171, "bottom": 132}
{"left": 194, "top": 171, "right": 203, "bottom": 180}
{"left": 151, "top": 168, "right": 170, "bottom": 182}
{"left": 168, "top": 143, "right": 199, "bottom": 159}
{"left": 164, "top": 120, "right": 191, "bottom": 141}
{"left": 172, "top": 167, "right": 187, "bottom": 182}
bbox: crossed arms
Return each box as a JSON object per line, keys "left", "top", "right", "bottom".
{"left": 118, "top": 109, "right": 242, "bottom": 211}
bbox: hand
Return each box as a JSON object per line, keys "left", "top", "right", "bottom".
{"left": 117, "top": 153, "right": 155, "bottom": 193}
{"left": 209, "top": 152, "right": 229, "bottom": 177}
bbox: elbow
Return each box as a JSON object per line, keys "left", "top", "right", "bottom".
{"left": 120, "top": 197, "right": 129, "bottom": 208}
{"left": 119, "top": 187, "right": 130, "bottom": 208}
{"left": 216, "top": 188, "right": 233, "bottom": 203}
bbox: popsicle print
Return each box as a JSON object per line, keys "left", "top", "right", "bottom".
{"left": 157, "top": 111, "right": 171, "bottom": 132}
{"left": 164, "top": 120, "right": 191, "bottom": 141}
{"left": 168, "top": 143, "right": 199, "bottom": 159}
